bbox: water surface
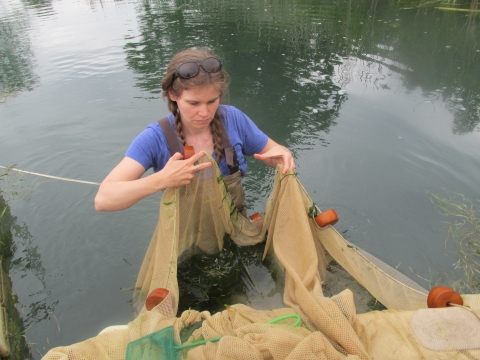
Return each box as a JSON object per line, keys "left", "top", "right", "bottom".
{"left": 1, "top": 0, "right": 480, "bottom": 357}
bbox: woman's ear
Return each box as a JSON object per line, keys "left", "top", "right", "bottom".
{"left": 168, "top": 90, "right": 178, "bottom": 101}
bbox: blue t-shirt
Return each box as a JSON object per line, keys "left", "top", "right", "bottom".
{"left": 125, "top": 105, "right": 269, "bottom": 177}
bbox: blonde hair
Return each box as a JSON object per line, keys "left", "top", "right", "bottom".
{"left": 161, "top": 48, "right": 230, "bottom": 162}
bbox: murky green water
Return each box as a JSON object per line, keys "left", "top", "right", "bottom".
{"left": 1, "top": 0, "right": 480, "bottom": 357}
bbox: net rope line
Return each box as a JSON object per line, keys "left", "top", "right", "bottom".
{"left": 0, "top": 165, "right": 100, "bottom": 186}
{"left": 324, "top": 222, "right": 428, "bottom": 296}
{"left": 448, "top": 303, "right": 480, "bottom": 320}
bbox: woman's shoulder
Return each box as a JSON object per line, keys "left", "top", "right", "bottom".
{"left": 145, "top": 121, "right": 159, "bottom": 129}
{"left": 143, "top": 119, "right": 172, "bottom": 136}
{"left": 126, "top": 120, "right": 171, "bottom": 172}
{"left": 219, "top": 104, "right": 245, "bottom": 117}
{"left": 219, "top": 105, "right": 252, "bottom": 126}
{"left": 131, "top": 121, "right": 166, "bottom": 146}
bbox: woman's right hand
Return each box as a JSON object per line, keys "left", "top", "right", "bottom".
{"left": 95, "top": 152, "right": 212, "bottom": 211}
{"left": 157, "top": 152, "right": 212, "bottom": 189}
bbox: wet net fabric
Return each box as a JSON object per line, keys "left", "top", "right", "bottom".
{"left": 43, "top": 154, "right": 480, "bottom": 360}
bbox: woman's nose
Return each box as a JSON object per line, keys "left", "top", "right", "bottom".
{"left": 198, "top": 105, "right": 209, "bottom": 116}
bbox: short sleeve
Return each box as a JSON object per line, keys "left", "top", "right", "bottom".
{"left": 221, "top": 106, "right": 268, "bottom": 155}
{"left": 125, "top": 122, "right": 172, "bottom": 172}
{"left": 219, "top": 105, "right": 269, "bottom": 175}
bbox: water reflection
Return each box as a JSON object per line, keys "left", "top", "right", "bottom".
{"left": 0, "top": 2, "right": 39, "bottom": 103}
{"left": 11, "top": 241, "right": 58, "bottom": 329}
{"left": 125, "top": 0, "right": 479, "bottom": 160}
{"left": 22, "top": 0, "right": 54, "bottom": 14}
{"left": 0, "top": 173, "right": 56, "bottom": 354}
{"left": 124, "top": 1, "right": 184, "bottom": 96}
{"left": 389, "top": 5, "right": 480, "bottom": 134}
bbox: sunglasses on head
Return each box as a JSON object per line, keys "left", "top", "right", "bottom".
{"left": 175, "top": 57, "right": 222, "bottom": 79}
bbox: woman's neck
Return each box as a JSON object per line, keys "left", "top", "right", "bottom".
{"left": 183, "top": 125, "right": 214, "bottom": 154}
{"left": 182, "top": 124, "right": 211, "bottom": 138}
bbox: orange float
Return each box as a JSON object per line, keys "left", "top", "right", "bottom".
{"left": 183, "top": 146, "right": 195, "bottom": 160}
{"left": 145, "top": 288, "right": 170, "bottom": 311}
{"left": 250, "top": 212, "right": 262, "bottom": 221}
{"left": 250, "top": 212, "right": 263, "bottom": 230}
{"left": 427, "top": 286, "right": 463, "bottom": 308}
{"left": 314, "top": 209, "right": 339, "bottom": 228}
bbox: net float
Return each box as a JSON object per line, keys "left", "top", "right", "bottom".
{"left": 427, "top": 286, "right": 463, "bottom": 308}
{"left": 250, "top": 212, "right": 262, "bottom": 221}
{"left": 183, "top": 146, "right": 195, "bottom": 160}
{"left": 250, "top": 212, "right": 263, "bottom": 229}
{"left": 314, "top": 209, "right": 339, "bottom": 228}
{"left": 145, "top": 288, "right": 170, "bottom": 311}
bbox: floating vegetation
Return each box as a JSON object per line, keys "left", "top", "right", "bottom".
{"left": 429, "top": 191, "right": 480, "bottom": 293}
{"left": 176, "top": 235, "right": 275, "bottom": 315}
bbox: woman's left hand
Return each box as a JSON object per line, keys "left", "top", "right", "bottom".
{"left": 254, "top": 138, "right": 296, "bottom": 175}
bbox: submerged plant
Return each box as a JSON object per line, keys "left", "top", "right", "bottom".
{"left": 176, "top": 235, "right": 272, "bottom": 315}
{"left": 429, "top": 191, "right": 480, "bottom": 293}
{"left": 0, "top": 170, "right": 32, "bottom": 359}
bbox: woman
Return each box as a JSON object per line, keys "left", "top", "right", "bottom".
{"left": 94, "top": 48, "right": 295, "bottom": 213}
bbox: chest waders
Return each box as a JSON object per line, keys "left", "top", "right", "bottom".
{"left": 158, "top": 117, "right": 247, "bottom": 216}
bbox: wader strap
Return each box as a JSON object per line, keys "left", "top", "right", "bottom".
{"left": 158, "top": 117, "right": 182, "bottom": 155}
{"left": 223, "top": 170, "right": 246, "bottom": 216}
{"left": 158, "top": 116, "right": 239, "bottom": 175}
{"left": 218, "top": 121, "right": 239, "bottom": 175}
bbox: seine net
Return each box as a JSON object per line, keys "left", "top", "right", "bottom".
{"left": 43, "top": 154, "right": 480, "bottom": 360}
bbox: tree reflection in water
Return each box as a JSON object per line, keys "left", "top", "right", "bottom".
{"left": 125, "top": 0, "right": 479, "bottom": 136}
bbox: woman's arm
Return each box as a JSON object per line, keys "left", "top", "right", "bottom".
{"left": 253, "top": 138, "right": 296, "bottom": 175}
{"left": 94, "top": 152, "right": 212, "bottom": 211}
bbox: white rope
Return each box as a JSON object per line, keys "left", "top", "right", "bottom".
{"left": 448, "top": 302, "right": 480, "bottom": 320}
{"left": 0, "top": 166, "right": 100, "bottom": 186}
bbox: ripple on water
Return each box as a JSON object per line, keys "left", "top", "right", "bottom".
{"left": 319, "top": 203, "right": 374, "bottom": 246}
{"left": 48, "top": 47, "right": 126, "bottom": 79}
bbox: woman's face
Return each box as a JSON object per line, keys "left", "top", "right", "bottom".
{"left": 169, "top": 85, "right": 221, "bottom": 132}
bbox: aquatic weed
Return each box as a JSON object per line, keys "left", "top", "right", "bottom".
{"left": 429, "top": 191, "right": 480, "bottom": 293}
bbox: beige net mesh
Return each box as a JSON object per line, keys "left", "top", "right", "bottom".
{"left": 43, "top": 154, "right": 480, "bottom": 360}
